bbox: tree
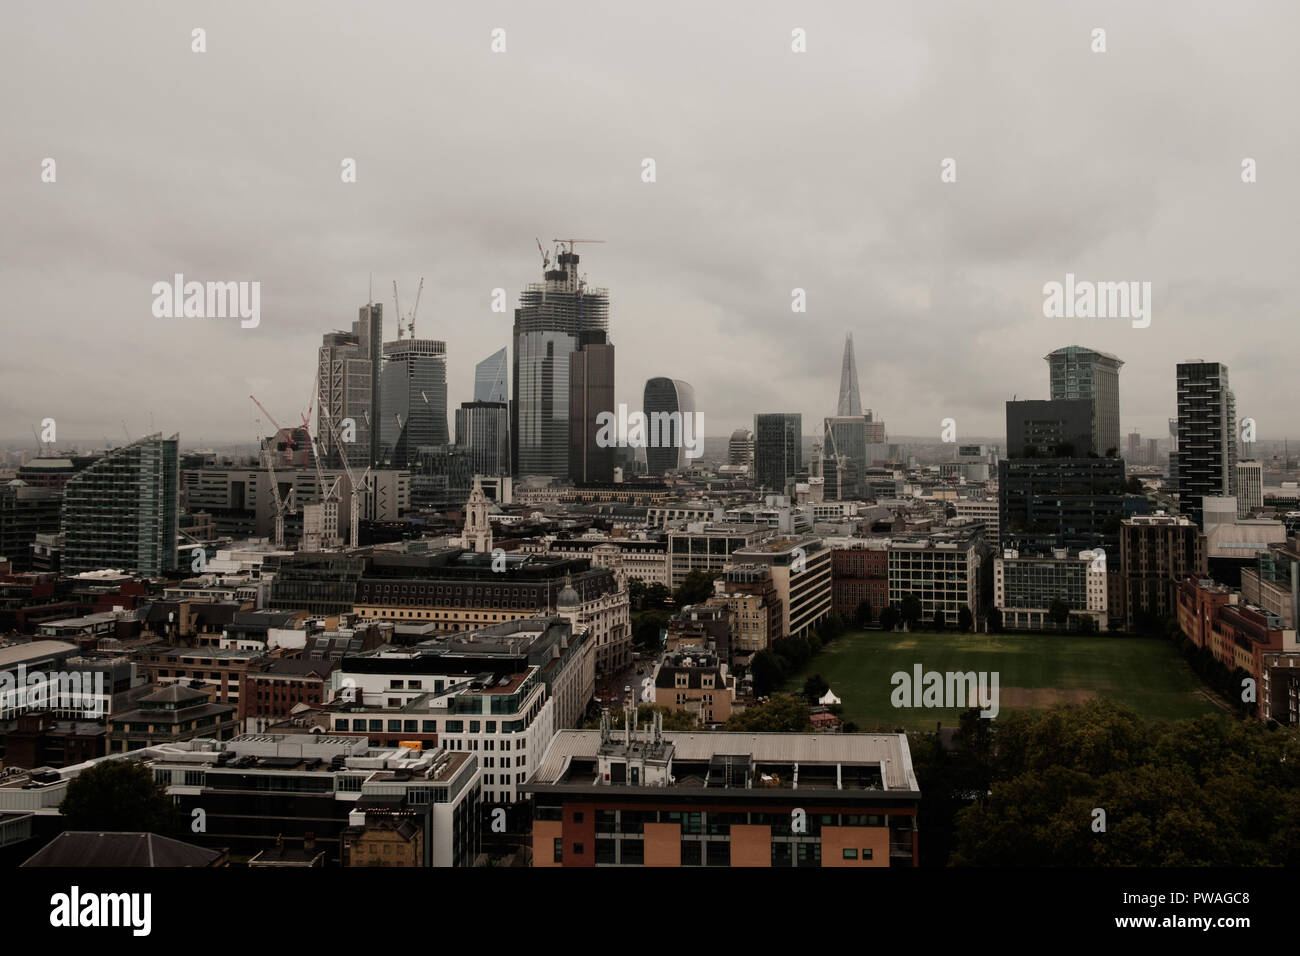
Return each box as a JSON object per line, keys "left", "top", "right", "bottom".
{"left": 632, "top": 610, "right": 670, "bottom": 649}
{"left": 802, "top": 673, "right": 830, "bottom": 702}
{"left": 749, "top": 649, "right": 787, "bottom": 696}
{"left": 900, "top": 594, "right": 922, "bottom": 630}
{"left": 879, "top": 605, "right": 900, "bottom": 632}
{"left": 854, "top": 601, "right": 874, "bottom": 627}
{"left": 1047, "top": 597, "right": 1070, "bottom": 629}
{"left": 931, "top": 610, "right": 945, "bottom": 632}
{"left": 987, "top": 607, "right": 1003, "bottom": 633}
{"left": 674, "top": 570, "right": 718, "bottom": 607}
{"left": 726, "top": 693, "right": 811, "bottom": 732}
{"left": 957, "top": 605, "right": 974, "bottom": 634}
{"left": 60, "top": 760, "right": 180, "bottom": 834}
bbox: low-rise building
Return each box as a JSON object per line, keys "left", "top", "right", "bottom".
{"left": 651, "top": 650, "right": 733, "bottom": 726}
{"left": 525, "top": 718, "right": 920, "bottom": 867}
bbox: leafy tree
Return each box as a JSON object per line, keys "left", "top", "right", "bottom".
{"left": 632, "top": 610, "right": 671, "bottom": 649}
{"left": 854, "top": 601, "right": 874, "bottom": 627}
{"left": 60, "top": 760, "right": 181, "bottom": 834}
{"left": 900, "top": 594, "right": 922, "bottom": 629}
{"left": 957, "top": 606, "right": 974, "bottom": 634}
{"left": 645, "top": 583, "right": 671, "bottom": 608}
{"left": 725, "top": 693, "right": 811, "bottom": 732}
{"left": 802, "top": 673, "right": 829, "bottom": 702}
{"left": 879, "top": 605, "right": 900, "bottom": 632}
{"left": 749, "top": 649, "right": 787, "bottom": 696}
{"left": 1047, "top": 597, "right": 1070, "bottom": 628}
{"left": 987, "top": 607, "right": 1003, "bottom": 633}
{"left": 674, "top": 570, "right": 719, "bottom": 606}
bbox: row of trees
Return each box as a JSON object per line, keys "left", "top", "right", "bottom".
{"left": 747, "top": 614, "right": 847, "bottom": 696}
{"left": 910, "top": 698, "right": 1300, "bottom": 866}
{"left": 861, "top": 594, "right": 976, "bottom": 634}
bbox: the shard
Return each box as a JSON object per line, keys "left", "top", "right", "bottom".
{"left": 837, "top": 332, "right": 862, "bottom": 416}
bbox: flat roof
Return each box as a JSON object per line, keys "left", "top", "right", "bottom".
{"left": 0, "top": 640, "right": 80, "bottom": 668}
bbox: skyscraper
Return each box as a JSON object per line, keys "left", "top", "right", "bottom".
{"left": 837, "top": 332, "right": 862, "bottom": 416}
{"left": 456, "top": 401, "right": 510, "bottom": 477}
{"left": 1046, "top": 346, "right": 1123, "bottom": 457}
{"left": 1005, "top": 399, "right": 1094, "bottom": 458}
{"left": 474, "top": 347, "right": 509, "bottom": 404}
{"left": 318, "top": 302, "right": 383, "bottom": 469}
{"left": 728, "top": 429, "right": 754, "bottom": 467}
{"left": 643, "top": 377, "right": 697, "bottom": 476}
{"left": 1175, "top": 361, "right": 1236, "bottom": 529}
{"left": 61, "top": 435, "right": 179, "bottom": 576}
{"left": 569, "top": 336, "right": 615, "bottom": 483}
{"left": 379, "top": 338, "right": 449, "bottom": 468}
{"left": 1237, "top": 459, "right": 1263, "bottom": 517}
{"left": 754, "top": 413, "right": 802, "bottom": 494}
{"left": 512, "top": 246, "right": 610, "bottom": 477}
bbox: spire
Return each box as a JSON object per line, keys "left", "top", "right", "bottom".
{"left": 837, "top": 333, "right": 862, "bottom": 416}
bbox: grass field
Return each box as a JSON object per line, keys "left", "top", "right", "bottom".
{"left": 786, "top": 630, "right": 1218, "bottom": 731}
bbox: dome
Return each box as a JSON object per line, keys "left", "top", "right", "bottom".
{"left": 557, "top": 584, "right": 581, "bottom": 607}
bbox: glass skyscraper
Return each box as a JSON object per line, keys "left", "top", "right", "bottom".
{"left": 754, "top": 413, "right": 802, "bottom": 494}
{"left": 61, "top": 435, "right": 179, "bottom": 575}
{"left": 1046, "top": 346, "right": 1123, "bottom": 458}
{"left": 511, "top": 249, "right": 610, "bottom": 477}
{"left": 474, "top": 348, "right": 508, "bottom": 404}
{"left": 643, "top": 377, "right": 697, "bottom": 476}
{"left": 379, "top": 338, "right": 449, "bottom": 468}
{"left": 1175, "top": 360, "right": 1236, "bottom": 529}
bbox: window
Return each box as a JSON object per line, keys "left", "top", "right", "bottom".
{"left": 573, "top": 842, "right": 584, "bottom": 855}
{"left": 842, "top": 848, "right": 858, "bottom": 860}
{"left": 620, "top": 840, "right": 644, "bottom": 865}
{"left": 862, "top": 848, "right": 873, "bottom": 860}
{"left": 574, "top": 811, "right": 584, "bottom": 823}
{"left": 553, "top": 838, "right": 562, "bottom": 863}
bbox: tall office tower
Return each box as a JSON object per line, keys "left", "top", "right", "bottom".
{"left": 474, "top": 347, "right": 509, "bottom": 404}
{"left": 379, "top": 338, "right": 449, "bottom": 468}
{"left": 1127, "top": 432, "right": 1142, "bottom": 461}
{"left": 512, "top": 246, "right": 610, "bottom": 477}
{"left": 999, "top": 457, "right": 1127, "bottom": 555}
{"left": 61, "top": 435, "right": 179, "bottom": 576}
{"left": 1175, "top": 361, "right": 1236, "bottom": 529}
{"left": 754, "top": 413, "right": 802, "bottom": 494}
{"left": 0, "top": 479, "right": 62, "bottom": 571}
{"left": 318, "top": 302, "right": 383, "bottom": 469}
{"left": 643, "top": 377, "right": 697, "bottom": 476}
{"left": 569, "top": 336, "right": 616, "bottom": 483}
{"left": 837, "top": 332, "right": 863, "bottom": 416}
{"left": 456, "top": 401, "right": 510, "bottom": 477}
{"left": 1236, "top": 459, "right": 1263, "bottom": 517}
{"left": 728, "top": 428, "right": 754, "bottom": 467}
{"left": 1005, "top": 399, "right": 1094, "bottom": 459}
{"left": 1046, "top": 346, "right": 1123, "bottom": 457}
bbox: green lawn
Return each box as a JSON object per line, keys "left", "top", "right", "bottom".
{"left": 787, "top": 630, "right": 1217, "bottom": 731}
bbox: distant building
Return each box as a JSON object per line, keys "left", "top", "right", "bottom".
{"left": 731, "top": 535, "right": 832, "bottom": 640}
{"left": 1119, "top": 513, "right": 1206, "bottom": 628}
{"left": 455, "top": 401, "right": 509, "bottom": 477}
{"left": 887, "top": 528, "right": 984, "bottom": 626}
{"left": 830, "top": 541, "right": 889, "bottom": 621}
{"left": 106, "top": 683, "right": 239, "bottom": 752}
{"left": 995, "top": 548, "right": 1108, "bottom": 631}
{"left": 643, "top": 378, "right": 697, "bottom": 476}
{"left": 753, "top": 414, "right": 802, "bottom": 494}
{"left": 1005, "top": 399, "right": 1094, "bottom": 459}
{"left": 1175, "top": 360, "right": 1236, "bottom": 529}
{"left": 318, "top": 302, "right": 383, "bottom": 469}
{"left": 651, "top": 649, "right": 733, "bottom": 726}
{"left": 569, "top": 337, "right": 616, "bottom": 484}
{"left": 728, "top": 429, "right": 754, "bottom": 468}
{"left": 474, "top": 347, "right": 509, "bottom": 404}
{"left": 1237, "top": 460, "right": 1264, "bottom": 517}
{"left": 1046, "top": 346, "right": 1123, "bottom": 457}
{"left": 379, "top": 338, "right": 449, "bottom": 468}
{"left": 707, "top": 565, "right": 783, "bottom": 657}
{"left": 61, "top": 435, "right": 179, "bottom": 576}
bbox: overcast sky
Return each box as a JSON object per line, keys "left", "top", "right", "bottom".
{"left": 3, "top": 0, "right": 1296, "bottom": 450}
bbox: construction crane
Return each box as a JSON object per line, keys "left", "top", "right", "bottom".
{"left": 393, "top": 277, "right": 424, "bottom": 340}
{"left": 319, "top": 401, "right": 371, "bottom": 548}
{"left": 249, "top": 394, "right": 296, "bottom": 464}
{"left": 535, "top": 237, "right": 550, "bottom": 270}
{"left": 551, "top": 238, "right": 605, "bottom": 260}
{"left": 260, "top": 441, "right": 296, "bottom": 548}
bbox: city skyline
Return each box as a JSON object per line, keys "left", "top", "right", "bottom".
{"left": 4, "top": 2, "right": 1297, "bottom": 446}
